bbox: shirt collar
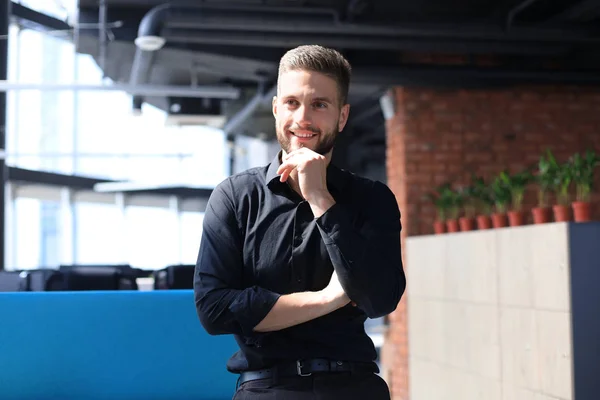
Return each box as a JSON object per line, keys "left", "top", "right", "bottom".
{"left": 265, "top": 150, "right": 349, "bottom": 196}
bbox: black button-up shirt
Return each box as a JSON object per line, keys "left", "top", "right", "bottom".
{"left": 194, "top": 152, "right": 405, "bottom": 373}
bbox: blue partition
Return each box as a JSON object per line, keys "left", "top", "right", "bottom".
{"left": 0, "top": 290, "right": 239, "bottom": 400}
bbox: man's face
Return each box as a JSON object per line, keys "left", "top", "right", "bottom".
{"left": 272, "top": 69, "right": 350, "bottom": 156}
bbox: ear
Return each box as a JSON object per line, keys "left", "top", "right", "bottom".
{"left": 337, "top": 103, "right": 350, "bottom": 132}
{"left": 272, "top": 96, "right": 278, "bottom": 118}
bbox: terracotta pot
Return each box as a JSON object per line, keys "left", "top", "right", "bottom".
{"left": 553, "top": 205, "right": 571, "bottom": 222}
{"left": 446, "top": 219, "right": 459, "bottom": 233}
{"left": 508, "top": 210, "right": 526, "bottom": 227}
{"left": 476, "top": 215, "right": 492, "bottom": 230}
{"left": 491, "top": 213, "right": 508, "bottom": 228}
{"left": 532, "top": 207, "right": 552, "bottom": 224}
{"left": 433, "top": 220, "right": 446, "bottom": 234}
{"left": 459, "top": 217, "right": 475, "bottom": 231}
{"left": 572, "top": 201, "right": 592, "bottom": 222}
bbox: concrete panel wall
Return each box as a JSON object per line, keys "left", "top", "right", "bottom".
{"left": 406, "top": 223, "right": 575, "bottom": 400}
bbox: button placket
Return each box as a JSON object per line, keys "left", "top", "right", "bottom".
{"left": 291, "top": 202, "right": 303, "bottom": 286}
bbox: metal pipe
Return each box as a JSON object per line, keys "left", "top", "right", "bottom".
{"left": 164, "top": 13, "right": 598, "bottom": 44}
{"left": 350, "top": 65, "right": 600, "bottom": 86}
{"left": 172, "top": 3, "right": 340, "bottom": 22}
{"left": 0, "top": 81, "right": 241, "bottom": 99}
{"left": 0, "top": 151, "right": 195, "bottom": 159}
{"left": 129, "top": 4, "right": 170, "bottom": 87}
{"left": 0, "top": 0, "right": 8, "bottom": 271}
{"left": 163, "top": 29, "right": 570, "bottom": 55}
{"left": 137, "top": 3, "right": 171, "bottom": 41}
{"left": 98, "top": 0, "right": 107, "bottom": 73}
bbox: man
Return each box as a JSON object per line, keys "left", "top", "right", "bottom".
{"left": 194, "top": 45, "right": 405, "bottom": 399}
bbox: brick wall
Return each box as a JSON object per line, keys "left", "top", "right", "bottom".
{"left": 383, "top": 84, "right": 600, "bottom": 399}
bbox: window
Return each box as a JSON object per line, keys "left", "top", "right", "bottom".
{"left": 5, "top": 20, "right": 231, "bottom": 272}
{"left": 75, "top": 202, "right": 126, "bottom": 265}
{"left": 13, "top": 198, "right": 60, "bottom": 270}
{"left": 180, "top": 212, "right": 204, "bottom": 265}
{"left": 124, "top": 206, "right": 179, "bottom": 269}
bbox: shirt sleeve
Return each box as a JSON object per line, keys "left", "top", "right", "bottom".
{"left": 316, "top": 180, "right": 406, "bottom": 319}
{"left": 194, "top": 179, "right": 281, "bottom": 336}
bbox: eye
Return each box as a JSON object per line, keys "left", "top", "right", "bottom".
{"left": 285, "top": 99, "right": 299, "bottom": 107}
{"left": 313, "top": 102, "right": 327, "bottom": 109}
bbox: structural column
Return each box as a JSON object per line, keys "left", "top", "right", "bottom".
{"left": 0, "top": 0, "right": 10, "bottom": 270}
{"left": 382, "top": 88, "right": 409, "bottom": 400}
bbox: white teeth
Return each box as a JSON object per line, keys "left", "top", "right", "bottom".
{"left": 292, "top": 132, "right": 314, "bottom": 138}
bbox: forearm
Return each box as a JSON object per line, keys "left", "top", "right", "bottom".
{"left": 306, "top": 190, "right": 336, "bottom": 218}
{"left": 253, "top": 290, "right": 347, "bottom": 332}
{"left": 314, "top": 187, "right": 405, "bottom": 318}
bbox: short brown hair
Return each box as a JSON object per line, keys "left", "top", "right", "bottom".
{"left": 277, "top": 45, "right": 352, "bottom": 106}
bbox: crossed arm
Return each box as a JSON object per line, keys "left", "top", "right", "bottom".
{"left": 193, "top": 179, "right": 406, "bottom": 336}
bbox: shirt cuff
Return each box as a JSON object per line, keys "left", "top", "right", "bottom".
{"left": 229, "top": 286, "right": 281, "bottom": 336}
{"left": 315, "top": 202, "right": 351, "bottom": 244}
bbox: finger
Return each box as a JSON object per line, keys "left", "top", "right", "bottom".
{"left": 277, "top": 159, "right": 297, "bottom": 175}
{"left": 283, "top": 150, "right": 304, "bottom": 162}
{"left": 279, "top": 166, "right": 294, "bottom": 182}
{"left": 277, "top": 161, "right": 298, "bottom": 182}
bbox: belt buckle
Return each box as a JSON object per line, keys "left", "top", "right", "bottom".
{"left": 296, "top": 360, "right": 312, "bottom": 377}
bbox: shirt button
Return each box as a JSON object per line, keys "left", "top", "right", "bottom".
{"left": 293, "top": 236, "right": 302, "bottom": 246}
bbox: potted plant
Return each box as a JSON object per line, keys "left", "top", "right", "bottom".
{"left": 471, "top": 175, "right": 494, "bottom": 229}
{"left": 499, "top": 169, "right": 533, "bottom": 227}
{"left": 547, "top": 151, "right": 573, "bottom": 222}
{"left": 491, "top": 173, "right": 511, "bottom": 228}
{"left": 532, "top": 151, "right": 554, "bottom": 224}
{"left": 446, "top": 186, "right": 461, "bottom": 233}
{"left": 427, "top": 184, "right": 452, "bottom": 234}
{"left": 458, "top": 185, "right": 477, "bottom": 231}
{"left": 571, "top": 149, "right": 599, "bottom": 222}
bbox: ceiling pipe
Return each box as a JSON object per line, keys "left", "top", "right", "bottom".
{"left": 349, "top": 65, "right": 600, "bottom": 86}
{"left": 98, "top": 0, "right": 107, "bottom": 73}
{"left": 128, "top": 3, "right": 339, "bottom": 92}
{"left": 0, "top": 81, "right": 241, "bottom": 99}
{"left": 162, "top": 10, "right": 598, "bottom": 44}
{"left": 163, "top": 29, "right": 570, "bottom": 56}
{"left": 129, "top": 2, "right": 169, "bottom": 98}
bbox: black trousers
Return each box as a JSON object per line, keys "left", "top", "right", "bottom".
{"left": 232, "top": 371, "right": 391, "bottom": 400}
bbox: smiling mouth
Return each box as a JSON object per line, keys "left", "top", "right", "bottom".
{"left": 290, "top": 131, "right": 317, "bottom": 138}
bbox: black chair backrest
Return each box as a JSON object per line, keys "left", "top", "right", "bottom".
{"left": 61, "top": 266, "right": 138, "bottom": 291}
{"left": 59, "top": 265, "right": 139, "bottom": 291}
{"left": 153, "top": 265, "right": 195, "bottom": 290}
{"left": 0, "top": 271, "right": 27, "bottom": 292}
{"left": 23, "top": 269, "right": 65, "bottom": 291}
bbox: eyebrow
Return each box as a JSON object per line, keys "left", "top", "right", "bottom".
{"left": 281, "top": 95, "right": 336, "bottom": 105}
{"left": 312, "top": 96, "right": 334, "bottom": 104}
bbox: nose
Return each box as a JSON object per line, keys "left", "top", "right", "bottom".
{"left": 292, "top": 104, "right": 312, "bottom": 127}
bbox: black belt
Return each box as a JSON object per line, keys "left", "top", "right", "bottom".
{"left": 238, "top": 359, "right": 378, "bottom": 386}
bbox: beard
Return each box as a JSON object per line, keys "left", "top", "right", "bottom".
{"left": 276, "top": 121, "right": 339, "bottom": 156}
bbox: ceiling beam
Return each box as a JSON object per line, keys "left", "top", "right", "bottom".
{"left": 163, "top": 29, "right": 573, "bottom": 56}
{"left": 10, "top": 2, "right": 71, "bottom": 34}
{"left": 350, "top": 64, "right": 600, "bottom": 87}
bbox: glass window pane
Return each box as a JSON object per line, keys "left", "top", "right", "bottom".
{"left": 14, "top": 198, "right": 60, "bottom": 270}
{"left": 124, "top": 206, "right": 178, "bottom": 269}
{"left": 180, "top": 212, "right": 204, "bottom": 265}
{"left": 6, "top": 25, "right": 229, "bottom": 184}
{"left": 75, "top": 202, "right": 126, "bottom": 265}
{"left": 6, "top": 26, "right": 75, "bottom": 174}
